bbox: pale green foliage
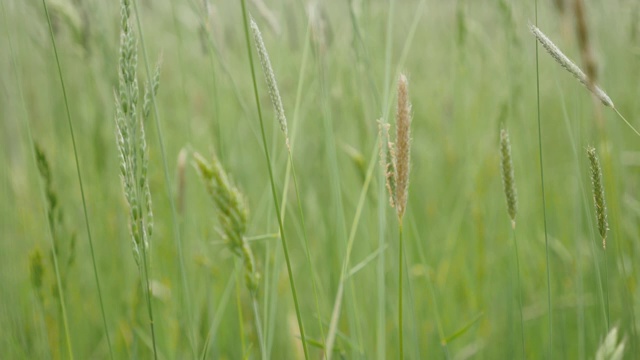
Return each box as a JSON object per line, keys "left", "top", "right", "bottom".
{"left": 595, "top": 327, "right": 625, "bottom": 360}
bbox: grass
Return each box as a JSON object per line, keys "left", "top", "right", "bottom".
{"left": 1, "top": 0, "right": 640, "bottom": 358}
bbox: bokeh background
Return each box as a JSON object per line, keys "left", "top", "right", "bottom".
{"left": 1, "top": 0, "right": 639, "bottom": 358}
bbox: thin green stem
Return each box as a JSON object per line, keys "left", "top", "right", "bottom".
{"left": 139, "top": 237, "right": 158, "bottom": 359}
{"left": 534, "top": 1, "right": 553, "bottom": 356}
{"left": 378, "top": 0, "right": 396, "bottom": 357}
{"left": 38, "top": 0, "right": 116, "bottom": 358}
{"left": 167, "top": 0, "right": 196, "bottom": 354}
{"left": 289, "top": 151, "right": 326, "bottom": 351}
{"left": 398, "top": 222, "right": 404, "bottom": 359}
{"left": 252, "top": 296, "right": 266, "bottom": 360}
{"left": 130, "top": 1, "right": 193, "bottom": 354}
{"left": 325, "top": 140, "right": 378, "bottom": 359}
{"left": 236, "top": 265, "right": 247, "bottom": 357}
{"left": 604, "top": 248, "right": 610, "bottom": 331}
{"left": 278, "top": 21, "right": 326, "bottom": 354}
{"left": 239, "top": 1, "right": 309, "bottom": 358}
{"left": 613, "top": 108, "right": 640, "bottom": 138}
{"left": 408, "top": 215, "right": 450, "bottom": 358}
{"left": 511, "top": 226, "right": 525, "bottom": 358}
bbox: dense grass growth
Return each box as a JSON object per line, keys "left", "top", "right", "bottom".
{"left": 1, "top": 0, "right": 639, "bottom": 358}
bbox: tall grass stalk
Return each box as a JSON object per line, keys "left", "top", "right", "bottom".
{"left": 529, "top": 24, "right": 640, "bottom": 137}
{"left": 275, "top": 20, "right": 327, "bottom": 354}
{"left": 409, "top": 216, "right": 450, "bottom": 358}
{"left": 325, "top": 140, "right": 378, "bottom": 359}
{"left": 378, "top": 1, "right": 396, "bottom": 357}
{"left": 309, "top": 5, "right": 366, "bottom": 355}
{"left": 115, "top": 0, "right": 159, "bottom": 357}
{"left": 128, "top": 0, "right": 194, "bottom": 352}
{"left": 499, "top": 128, "right": 525, "bottom": 357}
{"left": 587, "top": 146, "right": 610, "bottom": 330}
{"left": 380, "top": 74, "right": 412, "bottom": 359}
{"left": 192, "top": 151, "right": 265, "bottom": 358}
{"left": 38, "top": 0, "right": 114, "bottom": 358}
{"left": 533, "top": 2, "right": 553, "bottom": 356}
{"left": 239, "top": 1, "right": 309, "bottom": 358}
{"left": 398, "top": 223, "right": 404, "bottom": 358}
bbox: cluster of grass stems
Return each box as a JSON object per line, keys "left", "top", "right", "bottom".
{"left": 3, "top": 0, "right": 639, "bottom": 358}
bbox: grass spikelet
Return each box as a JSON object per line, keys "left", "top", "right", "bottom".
{"left": 250, "top": 17, "right": 290, "bottom": 149}
{"left": 193, "top": 151, "right": 264, "bottom": 356}
{"left": 500, "top": 129, "right": 518, "bottom": 228}
{"left": 377, "top": 73, "right": 413, "bottom": 359}
{"left": 378, "top": 120, "right": 396, "bottom": 208}
{"left": 587, "top": 146, "right": 608, "bottom": 248}
{"left": 380, "top": 74, "right": 412, "bottom": 221}
{"left": 114, "top": 0, "right": 159, "bottom": 356}
{"left": 529, "top": 24, "right": 613, "bottom": 107}
{"left": 192, "top": 152, "right": 259, "bottom": 290}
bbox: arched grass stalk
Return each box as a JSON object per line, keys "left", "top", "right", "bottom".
{"left": 533, "top": 2, "right": 553, "bottom": 356}
{"left": 38, "top": 0, "right": 113, "bottom": 358}
{"left": 499, "top": 128, "right": 525, "bottom": 357}
{"left": 239, "top": 1, "right": 309, "bottom": 359}
{"left": 380, "top": 74, "right": 412, "bottom": 359}
{"left": 529, "top": 24, "right": 640, "bottom": 137}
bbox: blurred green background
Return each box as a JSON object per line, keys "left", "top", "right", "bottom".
{"left": 1, "top": 0, "right": 640, "bottom": 358}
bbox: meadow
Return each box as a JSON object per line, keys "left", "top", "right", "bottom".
{"left": 1, "top": 0, "right": 639, "bottom": 358}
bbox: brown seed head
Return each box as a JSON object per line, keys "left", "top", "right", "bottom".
{"left": 394, "top": 74, "right": 412, "bottom": 220}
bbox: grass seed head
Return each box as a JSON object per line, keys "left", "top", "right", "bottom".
{"left": 394, "top": 74, "right": 412, "bottom": 220}
{"left": 193, "top": 152, "right": 259, "bottom": 292}
{"left": 500, "top": 129, "right": 518, "bottom": 228}
{"left": 250, "top": 17, "right": 290, "bottom": 149}
{"left": 378, "top": 120, "right": 396, "bottom": 209}
{"left": 529, "top": 24, "right": 613, "bottom": 108}
{"left": 587, "top": 146, "right": 608, "bottom": 248}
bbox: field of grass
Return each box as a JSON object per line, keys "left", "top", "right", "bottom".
{"left": 1, "top": 0, "right": 639, "bottom": 358}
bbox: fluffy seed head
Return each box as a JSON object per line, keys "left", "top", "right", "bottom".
{"left": 529, "top": 24, "right": 613, "bottom": 108}
{"left": 394, "top": 74, "right": 412, "bottom": 220}
{"left": 587, "top": 146, "right": 608, "bottom": 248}
{"left": 250, "top": 17, "right": 290, "bottom": 149}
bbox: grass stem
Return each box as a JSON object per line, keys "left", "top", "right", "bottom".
{"left": 534, "top": 1, "right": 553, "bottom": 356}
{"left": 398, "top": 222, "right": 404, "bottom": 359}
{"left": 239, "top": 1, "right": 309, "bottom": 358}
